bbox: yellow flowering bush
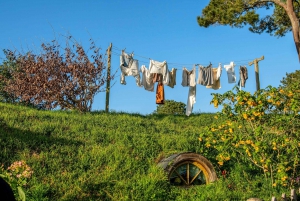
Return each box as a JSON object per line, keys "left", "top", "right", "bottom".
{"left": 199, "top": 86, "right": 300, "bottom": 188}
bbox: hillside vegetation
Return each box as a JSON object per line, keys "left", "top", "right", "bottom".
{"left": 0, "top": 101, "right": 297, "bottom": 200}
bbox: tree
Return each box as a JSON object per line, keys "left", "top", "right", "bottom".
{"left": 197, "top": 0, "right": 300, "bottom": 60}
{"left": 0, "top": 56, "right": 18, "bottom": 103}
{"left": 280, "top": 70, "right": 300, "bottom": 105}
{"left": 154, "top": 100, "right": 186, "bottom": 115}
{"left": 1, "top": 35, "right": 111, "bottom": 112}
{"left": 280, "top": 69, "right": 300, "bottom": 89}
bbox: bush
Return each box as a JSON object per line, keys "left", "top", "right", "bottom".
{"left": 154, "top": 100, "right": 186, "bottom": 115}
{"left": 199, "top": 86, "right": 300, "bottom": 188}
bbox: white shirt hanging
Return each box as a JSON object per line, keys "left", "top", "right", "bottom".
{"left": 224, "top": 61, "right": 236, "bottom": 83}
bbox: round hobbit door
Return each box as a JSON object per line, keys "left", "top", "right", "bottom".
{"left": 157, "top": 152, "right": 217, "bottom": 186}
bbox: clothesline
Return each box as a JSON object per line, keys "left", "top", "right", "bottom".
{"left": 117, "top": 46, "right": 253, "bottom": 116}
{"left": 112, "top": 45, "right": 254, "bottom": 68}
{"left": 112, "top": 50, "right": 248, "bottom": 71}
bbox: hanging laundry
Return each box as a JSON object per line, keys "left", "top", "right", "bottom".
{"left": 152, "top": 73, "right": 165, "bottom": 104}
{"left": 186, "top": 85, "right": 196, "bottom": 116}
{"left": 224, "top": 62, "right": 236, "bottom": 83}
{"left": 197, "top": 64, "right": 214, "bottom": 86}
{"left": 149, "top": 60, "right": 169, "bottom": 85}
{"left": 238, "top": 66, "right": 248, "bottom": 88}
{"left": 140, "top": 65, "right": 154, "bottom": 92}
{"left": 206, "top": 63, "right": 222, "bottom": 90}
{"left": 156, "top": 82, "right": 165, "bottom": 104}
{"left": 167, "top": 68, "right": 177, "bottom": 88}
{"left": 181, "top": 66, "right": 196, "bottom": 87}
{"left": 120, "top": 51, "right": 141, "bottom": 87}
{"left": 152, "top": 73, "right": 163, "bottom": 83}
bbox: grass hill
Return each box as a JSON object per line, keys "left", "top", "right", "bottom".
{"left": 0, "top": 103, "right": 219, "bottom": 200}
{"left": 0, "top": 103, "right": 288, "bottom": 200}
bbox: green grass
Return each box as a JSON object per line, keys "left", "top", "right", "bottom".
{"left": 0, "top": 103, "right": 288, "bottom": 200}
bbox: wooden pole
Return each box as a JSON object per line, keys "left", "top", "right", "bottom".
{"left": 105, "top": 43, "right": 112, "bottom": 113}
{"left": 249, "top": 55, "right": 264, "bottom": 91}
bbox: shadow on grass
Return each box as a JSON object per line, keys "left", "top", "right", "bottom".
{"left": 0, "top": 117, "right": 83, "bottom": 166}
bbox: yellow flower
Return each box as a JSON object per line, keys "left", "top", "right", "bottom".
{"left": 218, "top": 161, "right": 223, "bottom": 166}
{"left": 206, "top": 144, "right": 211, "bottom": 148}
{"left": 281, "top": 176, "right": 288, "bottom": 181}
{"left": 272, "top": 183, "right": 277, "bottom": 187}
{"left": 273, "top": 147, "right": 277, "bottom": 150}
{"left": 243, "top": 113, "right": 248, "bottom": 119}
{"left": 246, "top": 149, "right": 251, "bottom": 156}
{"left": 246, "top": 140, "right": 251, "bottom": 144}
{"left": 225, "top": 156, "right": 230, "bottom": 161}
{"left": 213, "top": 100, "right": 218, "bottom": 108}
{"left": 238, "top": 125, "right": 242, "bottom": 129}
{"left": 229, "top": 128, "right": 233, "bottom": 133}
{"left": 198, "top": 138, "right": 202, "bottom": 142}
{"left": 253, "top": 111, "right": 261, "bottom": 116}
{"left": 214, "top": 115, "right": 218, "bottom": 119}
{"left": 286, "top": 166, "right": 292, "bottom": 171}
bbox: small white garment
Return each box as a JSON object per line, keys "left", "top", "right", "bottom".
{"left": 181, "top": 66, "right": 196, "bottom": 87}
{"left": 140, "top": 65, "right": 154, "bottom": 92}
{"left": 120, "top": 51, "right": 141, "bottom": 87}
{"left": 149, "top": 60, "right": 169, "bottom": 85}
{"left": 186, "top": 85, "right": 196, "bottom": 116}
{"left": 224, "top": 62, "right": 236, "bottom": 83}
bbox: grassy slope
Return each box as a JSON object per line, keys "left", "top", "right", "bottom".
{"left": 1, "top": 103, "right": 285, "bottom": 200}
{"left": 1, "top": 103, "right": 225, "bottom": 201}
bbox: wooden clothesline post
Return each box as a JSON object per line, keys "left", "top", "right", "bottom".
{"left": 249, "top": 55, "right": 264, "bottom": 91}
{"left": 105, "top": 43, "right": 112, "bottom": 113}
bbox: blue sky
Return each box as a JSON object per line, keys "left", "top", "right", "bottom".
{"left": 0, "top": 1, "right": 298, "bottom": 115}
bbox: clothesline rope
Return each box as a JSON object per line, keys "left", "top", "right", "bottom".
{"left": 112, "top": 45, "right": 253, "bottom": 68}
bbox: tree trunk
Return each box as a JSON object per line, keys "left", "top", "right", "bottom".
{"left": 285, "top": 0, "right": 300, "bottom": 61}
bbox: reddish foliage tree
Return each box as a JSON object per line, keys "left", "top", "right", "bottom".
{"left": 2, "top": 36, "right": 111, "bottom": 112}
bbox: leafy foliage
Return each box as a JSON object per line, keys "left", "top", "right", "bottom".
{"left": 197, "top": 0, "right": 300, "bottom": 59}
{"left": 0, "top": 160, "right": 33, "bottom": 201}
{"left": 197, "top": 0, "right": 299, "bottom": 37}
{"left": 0, "top": 55, "right": 18, "bottom": 103}
{"left": 280, "top": 70, "right": 300, "bottom": 91}
{"left": 1, "top": 35, "right": 111, "bottom": 112}
{"left": 154, "top": 100, "right": 186, "bottom": 115}
{"left": 199, "top": 86, "right": 300, "bottom": 188}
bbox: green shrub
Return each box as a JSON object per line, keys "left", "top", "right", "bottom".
{"left": 199, "top": 86, "right": 300, "bottom": 188}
